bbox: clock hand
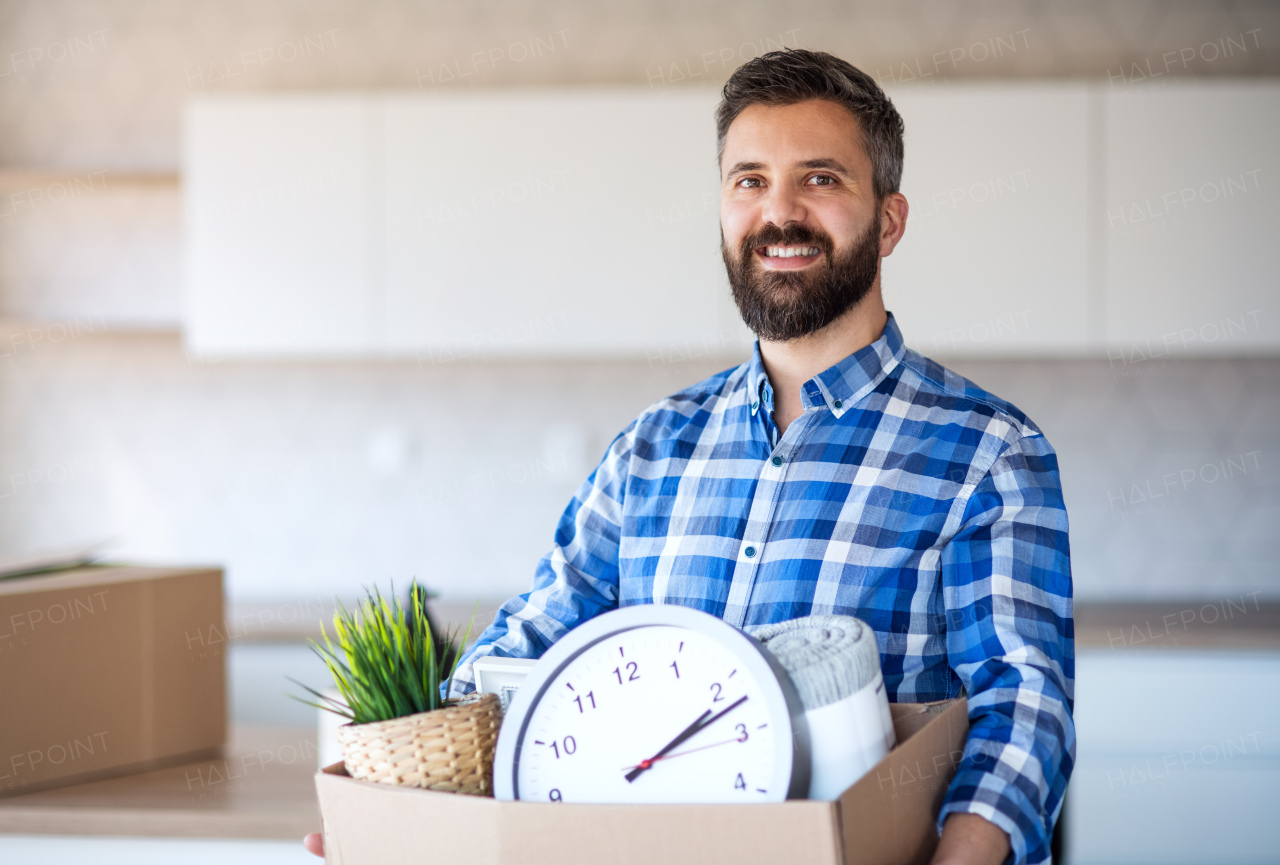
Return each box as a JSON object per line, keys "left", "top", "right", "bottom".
{"left": 623, "top": 708, "right": 711, "bottom": 783}
{"left": 624, "top": 695, "right": 749, "bottom": 783}
{"left": 699, "top": 694, "right": 748, "bottom": 732}
{"left": 622, "top": 733, "right": 745, "bottom": 770}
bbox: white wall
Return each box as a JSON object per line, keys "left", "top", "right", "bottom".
{"left": 1, "top": 331, "right": 1275, "bottom": 605}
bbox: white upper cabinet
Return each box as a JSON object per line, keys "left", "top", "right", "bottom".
{"left": 184, "top": 88, "right": 749, "bottom": 360}
{"left": 881, "top": 83, "right": 1092, "bottom": 357}
{"left": 1103, "top": 81, "right": 1280, "bottom": 356}
{"left": 184, "top": 96, "right": 375, "bottom": 357}
{"left": 182, "top": 84, "right": 1278, "bottom": 359}
{"left": 381, "top": 90, "right": 748, "bottom": 360}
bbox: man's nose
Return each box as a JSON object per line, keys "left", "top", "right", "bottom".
{"left": 759, "top": 183, "right": 807, "bottom": 228}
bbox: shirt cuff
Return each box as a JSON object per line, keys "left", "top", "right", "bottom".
{"left": 937, "top": 750, "right": 1052, "bottom": 865}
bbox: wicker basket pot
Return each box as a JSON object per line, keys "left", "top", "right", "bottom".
{"left": 337, "top": 692, "right": 502, "bottom": 795}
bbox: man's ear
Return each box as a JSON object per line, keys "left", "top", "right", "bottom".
{"left": 878, "top": 192, "right": 909, "bottom": 258}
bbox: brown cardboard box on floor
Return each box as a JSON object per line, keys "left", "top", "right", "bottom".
{"left": 0, "top": 565, "right": 226, "bottom": 797}
{"left": 315, "top": 697, "right": 970, "bottom": 865}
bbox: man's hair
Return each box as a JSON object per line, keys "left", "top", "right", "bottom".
{"left": 715, "top": 49, "right": 905, "bottom": 201}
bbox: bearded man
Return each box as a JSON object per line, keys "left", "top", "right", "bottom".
{"left": 308, "top": 48, "right": 1075, "bottom": 865}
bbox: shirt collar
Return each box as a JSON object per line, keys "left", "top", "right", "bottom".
{"left": 748, "top": 311, "right": 905, "bottom": 420}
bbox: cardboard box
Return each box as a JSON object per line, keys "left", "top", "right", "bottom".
{"left": 0, "top": 565, "right": 226, "bottom": 796}
{"left": 316, "top": 697, "right": 970, "bottom": 865}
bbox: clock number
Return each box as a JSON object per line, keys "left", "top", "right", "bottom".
{"left": 612, "top": 661, "right": 640, "bottom": 684}
{"left": 548, "top": 736, "right": 577, "bottom": 759}
{"left": 669, "top": 660, "right": 680, "bottom": 678}
{"left": 735, "top": 723, "right": 748, "bottom": 742}
{"left": 549, "top": 788, "right": 562, "bottom": 802}
{"left": 573, "top": 691, "right": 596, "bottom": 713}
{"left": 710, "top": 682, "right": 725, "bottom": 702}
{"left": 735, "top": 773, "right": 747, "bottom": 791}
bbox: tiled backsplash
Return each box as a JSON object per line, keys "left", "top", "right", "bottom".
{"left": 1, "top": 330, "right": 1274, "bottom": 604}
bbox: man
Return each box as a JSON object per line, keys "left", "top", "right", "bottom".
{"left": 306, "top": 48, "right": 1073, "bottom": 865}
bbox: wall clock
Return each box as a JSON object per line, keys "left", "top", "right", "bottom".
{"left": 493, "top": 604, "right": 810, "bottom": 803}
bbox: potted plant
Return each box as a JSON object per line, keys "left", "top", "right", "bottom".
{"left": 291, "top": 584, "right": 501, "bottom": 795}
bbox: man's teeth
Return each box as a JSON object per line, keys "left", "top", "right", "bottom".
{"left": 763, "top": 246, "right": 820, "bottom": 258}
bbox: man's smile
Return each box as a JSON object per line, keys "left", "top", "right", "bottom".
{"left": 754, "top": 244, "right": 823, "bottom": 269}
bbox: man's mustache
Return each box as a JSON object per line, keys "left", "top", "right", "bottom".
{"left": 739, "top": 224, "right": 835, "bottom": 257}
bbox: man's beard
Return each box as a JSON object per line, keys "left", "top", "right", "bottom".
{"left": 722, "top": 215, "right": 882, "bottom": 342}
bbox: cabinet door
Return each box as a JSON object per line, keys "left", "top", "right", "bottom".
{"left": 380, "top": 89, "right": 749, "bottom": 360}
{"left": 1104, "top": 81, "right": 1280, "bottom": 356}
{"left": 880, "top": 83, "right": 1092, "bottom": 357}
{"left": 184, "top": 96, "right": 375, "bottom": 357}
{"left": 1069, "top": 650, "right": 1280, "bottom": 864}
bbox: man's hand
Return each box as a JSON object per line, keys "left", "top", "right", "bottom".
{"left": 303, "top": 833, "right": 324, "bottom": 858}
{"left": 930, "top": 813, "right": 1010, "bottom": 865}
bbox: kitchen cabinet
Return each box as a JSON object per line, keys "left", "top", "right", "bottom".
{"left": 1103, "top": 81, "right": 1280, "bottom": 357}
{"left": 183, "top": 83, "right": 1280, "bottom": 359}
{"left": 881, "top": 83, "right": 1093, "bottom": 357}
{"left": 381, "top": 90, "right": 748, "bottom": 360}
{"left": 184, "top": 96, "right": 376, "bottom": 357}
{"left": 184, "top": 89, "right": 750, "bottom": 360}
{"left": 1067, "top": 649, "right": 1280, "bottom": 864}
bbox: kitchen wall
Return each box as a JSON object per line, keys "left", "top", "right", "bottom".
{"left": 2, "top": 0, "right": 1277, "bottom": 172}
{"left": 1, "top": 0, "right": 1277, "bottom": 606}
{"left": 2, "top": 330, "right": 1275, "bottom": 604}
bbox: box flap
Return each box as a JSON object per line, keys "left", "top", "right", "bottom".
{"left": 317, "top": 771, "right": 503, "bottom": 864}
{"left": 837, "top": 698, "right": 970, "bottom": 865}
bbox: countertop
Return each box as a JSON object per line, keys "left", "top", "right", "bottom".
{"left": 0, "top": 726, "right": 320, "bottom": 839}
{"left": 1073, "top": 599, "right": 1280, "bottom": 650}
{"left": 0, "top": 601, "right": 1273, "bottom": 842}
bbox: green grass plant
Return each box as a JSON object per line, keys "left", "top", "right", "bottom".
{"left": 290, "top": 584, "right": 475, "bottom": 725}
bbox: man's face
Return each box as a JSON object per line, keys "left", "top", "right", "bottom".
{"left": 719, "top": 99, "right": 887, "bottom": 342}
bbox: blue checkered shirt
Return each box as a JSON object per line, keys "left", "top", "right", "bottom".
{"left": 452, "top": 312, "right": 1074, "bottom": 865}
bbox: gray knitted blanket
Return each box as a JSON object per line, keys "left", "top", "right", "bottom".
{"left": 747, "top": 615, "right": 882, "bottom": 710}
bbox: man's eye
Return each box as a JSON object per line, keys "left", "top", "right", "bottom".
{"left": 809, "top": 175, "right": 835, "bottom": 186}
{"left": 737, "top": 177, "right": 761, "bottom": 188}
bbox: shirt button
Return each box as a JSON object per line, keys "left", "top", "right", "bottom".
{"left": 744, "top": 546, "right": 757, "bottom": 558}
{"left": 750, "top": 401, "right": 759, "bottom": 412}
{"left": 833, "top": 399, "right": 843, "bottom": 409}
{"left": 770, "top": 456, "right": 783, "bottom": 467}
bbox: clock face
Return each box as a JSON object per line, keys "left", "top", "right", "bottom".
{"left": 494, "top": 606, "right": 808, "bottom": 804}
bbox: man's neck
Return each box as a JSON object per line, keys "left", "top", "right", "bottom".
{"left": 758, "top": 287, "right": 888, "bottom": 436}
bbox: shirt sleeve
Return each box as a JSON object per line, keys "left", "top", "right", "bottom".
{"left": 446, "top": 421, "right": 635, "bottom": 698}
{"left": 936, "top": 431, "right": 1076, "bottom": 865}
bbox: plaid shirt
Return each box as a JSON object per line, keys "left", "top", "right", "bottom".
{"left": 452, "top": 312, "right": 1074, "bottom": 865}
